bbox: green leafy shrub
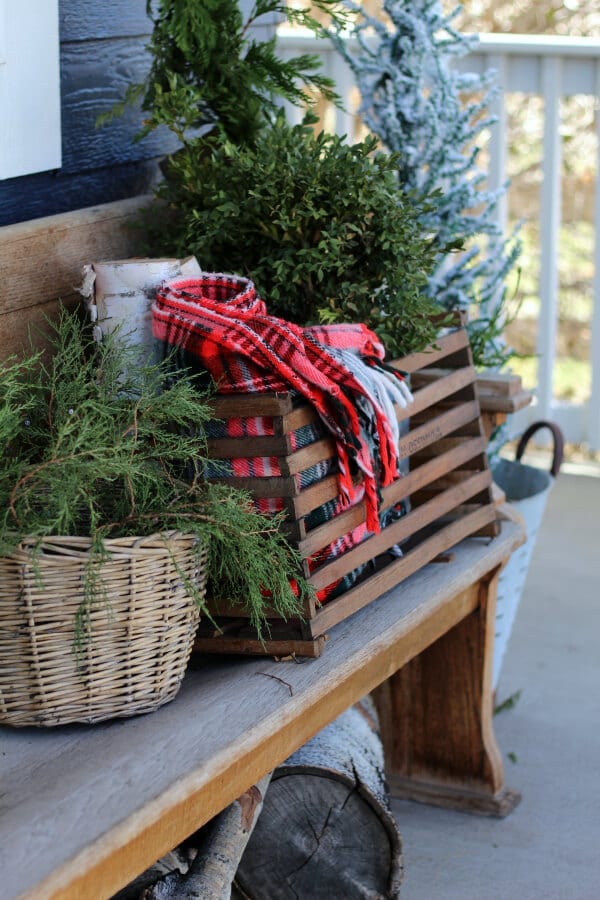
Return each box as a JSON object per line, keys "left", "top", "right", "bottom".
{"left": 148, "top": 117, "right": 444, "bottom": 357}
{"left": 0, "top": 312, "right": 308, "bottom": 637}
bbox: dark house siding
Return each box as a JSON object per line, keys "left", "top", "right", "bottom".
{"left": 0, "top": 1, "right": 176, "bottom": 227}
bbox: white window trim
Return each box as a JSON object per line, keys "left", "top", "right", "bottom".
{"left": 0, "top": 0, "right": 62, "bottom": 180}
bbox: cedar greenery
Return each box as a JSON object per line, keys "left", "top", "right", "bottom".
{"left": 0, "top": 311, "right": 309, "bottom": 638}
{"left": 119, "top": 0, "right": 349, "bottom": 148}
{"left": 147, "top": 116, "right": 445, "bottom": 357}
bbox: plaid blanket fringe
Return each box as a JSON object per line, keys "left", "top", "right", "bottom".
{"left": 153, "top": 273, "right": 411, "bottom": 603}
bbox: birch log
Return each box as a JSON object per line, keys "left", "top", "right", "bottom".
{"left": 113, "top": 773, "right": 272, "bottom": 900}
{"left": 235, "top": 697, "right": 403, "bottom": 899}
{"left": 80, "top": 256, "right": 201, "bottom": 360}
{"left": 111, "top": 851, "right": 191, "bottom": 900}
{"left": 173, "top": 772, "right": 273, "bottom": 900}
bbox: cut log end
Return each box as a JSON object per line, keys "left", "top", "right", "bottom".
{"left": 236, "top": 774, "right": 401, "bottom": 899}
{"left": 236, "top": 699, "right": 403, "bottom": 899}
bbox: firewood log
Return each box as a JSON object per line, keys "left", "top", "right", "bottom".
{"left": 235, "top": 697, "right": 403, "bottom": 899}
{"left": 174, "top": 772, "right": 272, "bottom": 900}
{"left": 112, "top": 773, "right": 272, "bottom": 900}
{"left": 111, "top": 850, "right": 191, "bottom": 900}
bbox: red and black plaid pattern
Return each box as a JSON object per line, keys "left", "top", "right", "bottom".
{"left": 204, "top": 411, "right": 334, "bottom": 515}
{"left": 153, "top": 273, "right": 403, "bottom": 533}
{"left": 153, "top": 273, "right": 410, "bottom": 603}
{"left": 203, "top": 408, "right": 368, "bottom": 603}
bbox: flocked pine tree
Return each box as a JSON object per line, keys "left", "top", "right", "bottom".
{"left": 330, "top": 0, "right": 521, "bottom": 369}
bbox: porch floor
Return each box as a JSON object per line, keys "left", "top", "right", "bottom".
{"left": 392, "top": 467, "right": 600, "bottom": 899}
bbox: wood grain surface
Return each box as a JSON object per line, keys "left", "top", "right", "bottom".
{"left": 59, "top": 2, "right": 152, "bottom": 41}
{"left": 0, "top": 196, "right": 152, "bottom": 355}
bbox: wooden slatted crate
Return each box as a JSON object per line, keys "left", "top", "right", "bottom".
{"left": 194, "top": 317, "right": 499, "bottom": 657}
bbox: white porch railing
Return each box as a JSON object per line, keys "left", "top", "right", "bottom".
{"left": 278, "top": 30, "right": 600, "bottom": 451}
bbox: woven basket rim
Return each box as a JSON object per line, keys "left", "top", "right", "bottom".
{"left": 6, "top": 530, "right": 204, "bottom": 560}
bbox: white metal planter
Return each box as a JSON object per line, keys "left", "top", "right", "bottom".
{"left": 492, "top": 421, "right": 564, "bottom": 690}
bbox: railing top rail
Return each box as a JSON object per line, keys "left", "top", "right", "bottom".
{"left": 475, "top": 33, "right": 600, "bottom": 58}
{"left": 277, "top": 26, "right": 600, "bottom": 60}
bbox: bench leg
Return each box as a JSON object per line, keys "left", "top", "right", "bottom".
{"left": 374, "top": 566, "right": 521, "bottom": 817}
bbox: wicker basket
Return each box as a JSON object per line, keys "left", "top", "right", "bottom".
{"left": 0, "top": 532, "right": 208, "bottom": 727}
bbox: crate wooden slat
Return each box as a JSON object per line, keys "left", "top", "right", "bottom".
{"left": 195, "top": 319, "right": 499, "bottom": 657}
{"left": 418, "top": 369, "right": 533, "bottom": 426}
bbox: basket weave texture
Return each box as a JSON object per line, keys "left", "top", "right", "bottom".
{"left": 0, "top": 533, "right": 207, "bottom": 727}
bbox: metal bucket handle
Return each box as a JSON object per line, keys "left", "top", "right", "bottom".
{"left": 515, "top": 420, "right": 564, "bottom": 478}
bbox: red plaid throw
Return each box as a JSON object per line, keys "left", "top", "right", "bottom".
{"left": 153, "top": 273, "right": 408, "bottom": 533}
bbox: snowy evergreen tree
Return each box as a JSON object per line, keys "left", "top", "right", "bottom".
{"left": 330, "top": 0, "right": 521, "bottom": 368}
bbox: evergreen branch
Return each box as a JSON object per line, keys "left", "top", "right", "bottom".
{"left": 116, "top": 0, "right": 351, "bottom": 148}
{"left": 0, "top": 310, "right": 309, "bottom": 641}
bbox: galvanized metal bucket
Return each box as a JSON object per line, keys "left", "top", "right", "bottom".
{"left": 492, "top": 421, "right": 564, "bottom": 689}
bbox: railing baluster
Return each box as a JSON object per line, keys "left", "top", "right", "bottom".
{"left": 538, "top": 56, "right": 563, "bottom": 422}
{"left": 488, "top": 53, "right": 509, "bottom": 235}
{"left": 328, "top": 52, "right": 356, "bottom": 140}
{"left": 589, "top": 61, "right": 600, "bottom": 452}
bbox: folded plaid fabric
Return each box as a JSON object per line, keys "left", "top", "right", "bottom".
{"left": 153, "top": 273, "right": 411, "bottom": 534}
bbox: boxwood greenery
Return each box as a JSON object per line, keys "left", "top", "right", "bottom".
{"left": 119, "top": 0, "right": 448, "bottom": 357}
{"left": 148, "top": 117, "right": 445, "bottom": 357}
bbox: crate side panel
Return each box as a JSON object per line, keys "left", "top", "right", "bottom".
{"left": 391, "top": 329, "right": 471, "bottom": 374}
{"left": 308, "top": 470, "right": 493, "bottom": 593}
{"left": 402, "top": 366, "right": 476, "bottom": 420}
{"left": 297, "top": 435, "right": 487, "bottom": 559}
{"left": 398, "top": 400, "right": 481, "bottom": 460}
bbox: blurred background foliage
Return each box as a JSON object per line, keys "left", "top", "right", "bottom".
{"left": 444, "top": 1, "right": 596, "bottom": 403}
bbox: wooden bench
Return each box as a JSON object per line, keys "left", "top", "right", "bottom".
{"left": 0, "top": 513, "right": 523, "bottom": 899}
{"left": 0, "top": 199, "right": 526, "bottom": 899}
